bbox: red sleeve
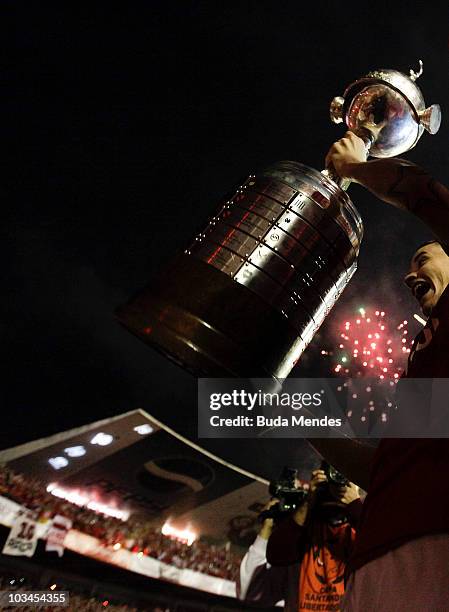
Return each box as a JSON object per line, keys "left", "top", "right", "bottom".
{"left": 266, "top": 516, "right": 305, "bottom": 566}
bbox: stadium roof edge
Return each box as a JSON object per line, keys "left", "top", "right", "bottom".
{"left": 0, "top": 409, "right": 148, "bottom": 464}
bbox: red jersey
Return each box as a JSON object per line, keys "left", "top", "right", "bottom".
{"left": 349, "top": 286, "right": 449, "bottom": 571}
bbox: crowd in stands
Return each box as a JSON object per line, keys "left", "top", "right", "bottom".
{"left": 0, "top": 466, "right": 242, "bottom": 582}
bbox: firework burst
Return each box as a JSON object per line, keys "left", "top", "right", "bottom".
{"left": 320, "top": 306, "right": 416, "bottom": 425}
{"left": 329, "top": 307, "right": 413, "bottom": 380}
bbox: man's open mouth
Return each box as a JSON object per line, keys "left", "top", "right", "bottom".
{"left": 413, "top": 280, "right": 432, "bottom": 301}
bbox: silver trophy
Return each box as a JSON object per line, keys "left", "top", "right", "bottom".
{"left": 117, "top": 62, "right": 440, "bottom": 381}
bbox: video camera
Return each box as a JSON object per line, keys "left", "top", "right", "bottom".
{"left": 259, "top": 467, "right": 308, "bottom": 522}
{"left": 320, "top": 460, "right": 349, "bottom": 487}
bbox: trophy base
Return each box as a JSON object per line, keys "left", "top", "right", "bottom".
{"left": 116, "top": 253, "right": 304, "bottom": 380}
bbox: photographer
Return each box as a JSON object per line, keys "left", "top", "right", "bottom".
{"left": 237, "top": 499, "right": 288, "bottom": 607}
{"left": 266, "top": 466, "right": 362, "bottom": 612}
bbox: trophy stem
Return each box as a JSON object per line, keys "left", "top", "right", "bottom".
{"left": 321, "top": 167, "right": 352, "bottom": 191}
{"left": 321, "top": 128, "right": 375, "bottom": 191}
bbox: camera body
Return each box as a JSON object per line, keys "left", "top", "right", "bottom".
{"left": 259, "top": 467, "right": 308, "bottom": 522}
{"left": 313, "top": 461, "right": 351, "bottom": 522}
{"left": 320, "top": 461, "right": 349, "bottom": 487}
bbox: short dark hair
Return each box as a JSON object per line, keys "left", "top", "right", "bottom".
{"left": 415, "top": 240, "right": 449, "bottom": 257}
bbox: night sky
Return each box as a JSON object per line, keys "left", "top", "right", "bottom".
{"left": 4, "top": 3, "right": 449, "bottom": 479}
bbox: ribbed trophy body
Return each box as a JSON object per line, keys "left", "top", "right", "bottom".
{"left": 116, "top": 161, "right": 362, "bottom": 380}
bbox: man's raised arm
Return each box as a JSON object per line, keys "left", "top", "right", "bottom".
{"left": 326, "top": 131, "right": 449, "bottom": 245}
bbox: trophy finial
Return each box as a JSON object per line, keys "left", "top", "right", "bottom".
{"left": 409, "top": 59, "right": 423, "bottom": 82}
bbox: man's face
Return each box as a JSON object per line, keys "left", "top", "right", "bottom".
{"left": 404, "top": 242, "right": 449, "bottom": 316}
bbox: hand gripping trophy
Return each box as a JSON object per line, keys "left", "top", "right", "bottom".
{"left": 117, "top": 62, "right": 440, "bottom": 382}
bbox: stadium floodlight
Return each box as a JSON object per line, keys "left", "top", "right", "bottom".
{"left": 48, "top": 456, "right": 69, "bottom": 470}
{"left": 90, "top": 432, "right": 114, "bottom": 446}
{"left": 46, "top": 483, "right": 129, "bottom": 521}
{"left": 87, "top": 500, "right": 129, "bottom": 521}
{"left": 161, "top": 522, "right": 197, "bottom": 546}
{"left": 64, "top": 445, "right": 86, "bottom": 457}
{"left": 133, "top": 424, "right": 154, "bottom": 435}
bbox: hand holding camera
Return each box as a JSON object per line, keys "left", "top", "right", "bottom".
{"left": 317, "top": 462, "right": 360, "bottom": 509}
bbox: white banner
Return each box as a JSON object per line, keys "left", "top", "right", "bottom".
{"left": 0, "top": 495, "right": 21, "bottom": 525}
{"left": 2, "top": 509, "right": 39, "bottom": 557}
{"left": 45, "top": 514, "right": 72, "bottom": 557}
{"left": 0, "top": 495, "right": 48, "bottom": 538}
